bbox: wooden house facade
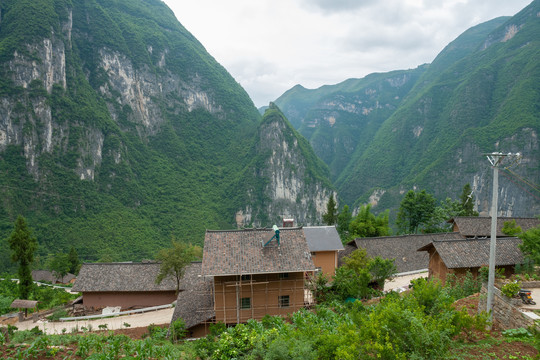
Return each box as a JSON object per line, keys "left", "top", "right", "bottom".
{"left": 202, "top": 227, "right": 315, "bottom": 325}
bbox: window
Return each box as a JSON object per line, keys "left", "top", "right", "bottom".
{"left": 240, "top": 297, "right": 251, "bottom": 310}
{"left": 278, "top": 273, "right": 289, "bottom": 279}
{"left": 278, "top": 295, "right": 290, "bottom": 308}
{"left": 241, "top": 274, "right": 252, "bottom": 281}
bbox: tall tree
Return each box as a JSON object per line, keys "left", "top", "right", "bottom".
{"left": 48, "top": 253, "right": 70, "bottom": 283}
{"left": 349, "top": 204, "right": 390, "bottom": 238}
{"left": 336, "top": 205, "right": 352, "bottom": 241}
{"left": 423, "top": 198, "right": 461, "bottom": 233}
{"left": 396, "top": 190, "right": 436, "bottom": 234}
{"left": 322, "top": 194, "right": 338, "bottom": 225}
{"left": 459, "top": 183, "right": 479, "bottom": 216}
{"left": 156, "top": 241, "right": 202, "bottom": 295}
{"left": 519, "top": 224, "right": 540, "bottom": 265}
{"left": 7, "top": 216, "right": 38, "bottom": 298}
{"left": 68, "top": 247, "right": 81, "bottom": 275}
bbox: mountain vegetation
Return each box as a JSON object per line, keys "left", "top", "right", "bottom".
{"left": 275, "top": 3, "right": 540, "bottom": 217}
{"left": 0, "top": 0, "right": 333, "bottom": 271}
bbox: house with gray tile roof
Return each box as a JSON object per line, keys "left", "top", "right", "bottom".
{"left": 449, "top": 217, "right": 540, "bottom": 238}
{"left": 73, "top": 262, "right": 178, "bottom": 309}
{"left": 32, "top": 270, "right": 76, "bottom": 284}
{"left": 303, "top": 226, "right": 344, "bottom": 276}
{"left": 202, "top": 227, "right": 315, "bottom": 325}
{"left": 417, "top": 237, "right": 524, "bottom": 283}
{"left": 340, "top": 233, "right": 463, "bottom": 274}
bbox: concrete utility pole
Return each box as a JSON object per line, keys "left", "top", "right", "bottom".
{"left": 485, "top": 152, "right": 521, "bottom": 324}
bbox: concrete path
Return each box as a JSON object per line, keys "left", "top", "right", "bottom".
{"left": 15, "top": 307, "right": 174, "bottom": 335}
{"left": 384, "top": 271, "right": 428, "bottom": 292}
{"left": 520, "top": 288, "right": 540, "bottom": 311}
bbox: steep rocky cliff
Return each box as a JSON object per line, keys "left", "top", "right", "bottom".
{"left": 237, "top": 104, "right": 335, "bottom": 227}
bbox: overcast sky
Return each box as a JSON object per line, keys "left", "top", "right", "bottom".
{"left": 163, "top": 0, "right": 531, "bottom": 108}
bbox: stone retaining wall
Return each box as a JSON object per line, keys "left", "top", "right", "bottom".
{"left": 521, "top": 281, "right": 540, "bottom": 288}
{"left": 478, "top": 284, "right": 538, "bottom": 330}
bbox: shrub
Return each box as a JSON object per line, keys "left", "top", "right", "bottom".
{"left": 170, "top": 319, "right": 186, "bottom": 343}
{"left": 145, "top": 324, "right": 168, "bottom": 340}
{"left": 444, "top": 271, "right": 481, "bottom": 300}
{"left": 501, "top": 281, "right": 521, "bottom": 298}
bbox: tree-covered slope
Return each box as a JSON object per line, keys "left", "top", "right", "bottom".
{"left": 277, "top": 68, "right": 427, "bottom": 179}
{"left": 0, "top": 0, "right": 264, "bottom": 270}
{"left": 336, "top": 0, "right": 540, "bottom": 215}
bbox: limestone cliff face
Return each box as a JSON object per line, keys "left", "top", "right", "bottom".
{"left": 461, "top": 128, "right": 539, "bottom": 217}
{"left": 0, "top": 7, "right": 223, "bottom": 181}
{"left": 98, "top": 49, "right": 221, "bottom": 136}
{"left": 237, "top": 104, "right": 335, "bottom": 227}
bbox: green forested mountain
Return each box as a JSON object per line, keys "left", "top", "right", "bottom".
{"left": 275, "top": 1, "right": 540, "bottom": 217}
{"left": 274, "top": 67, "right": 427, "bottom": 179}
{"left": 0, "top": 0, "right": 333, "bottom": 271}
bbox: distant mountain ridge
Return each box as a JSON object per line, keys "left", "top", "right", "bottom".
{"left": 274, "top": 1, "right": 540, "bottom": 217}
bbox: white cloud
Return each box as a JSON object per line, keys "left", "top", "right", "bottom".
{"left": 163, "top": 0, "right": 532, "bottom": 107}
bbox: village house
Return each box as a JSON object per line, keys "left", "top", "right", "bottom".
{"left": 32, "top": 270, "right": 76, "bottom": 285}
{"left": 449, "top": 216, "right": 540, "bottom": 238}
{"left": 72, "top": 262, "right": 177, "bottom": 310}
{"left": 201, "top": 226, "right": 315, "bottom": 325}
{"left": 303, "top": 226, "right": 344, "bottom": 277}
{"left": 417, "top": 237, "right": 524, "bottom": 284}
{"left": 339, "top": 233, "right": 463, "bottom": 274}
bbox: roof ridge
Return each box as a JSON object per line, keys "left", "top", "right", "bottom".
{"left": 206, "top": 226, "right": 303, "bottom": 233}
{"left": 354, "top": 232, "right": 460, "bottom": 241}
{"left": 433, "top": 236, "right": 521, "bottom": 242}
{"left": 81, "top": 262, "right": 159, "bottom": 266}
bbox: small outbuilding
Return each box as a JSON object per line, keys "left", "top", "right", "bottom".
{"left": 417, "top": 237, "right": 524, "bottom": 284}
{"left": 10, "top": 299, "right": 39, "bottom": 318}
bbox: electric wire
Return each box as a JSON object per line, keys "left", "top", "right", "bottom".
{"left": 503, "top": 168, "right": 540, "bottom": 194}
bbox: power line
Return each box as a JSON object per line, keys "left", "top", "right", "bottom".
{"left": 503, "top": 168, "right": 540, "bottom": 194}
{"left": 500, "top": 171, "right": 540, "bottom": 201}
